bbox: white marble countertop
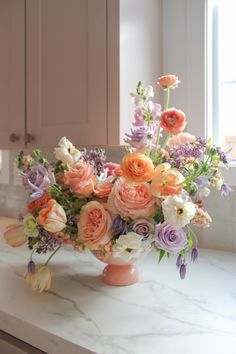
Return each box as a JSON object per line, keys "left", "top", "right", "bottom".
{"left": 0, "top": 217, "right": 236, "bottom": 354}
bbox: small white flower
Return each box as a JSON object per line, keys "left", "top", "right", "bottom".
{"left": 198, "top": 187, "right": 210, "bottom": 198}
{"left": 112, "top": 232, "right": 143, "bottom": 261}
{"left": 162, "top": 195, "right": 196, "bottom": 228}
{"left": 54, "top": 137, "right": 81, "bottom": 165}
{"left": 144, "top": 85, "right": 154, "bottom": 99}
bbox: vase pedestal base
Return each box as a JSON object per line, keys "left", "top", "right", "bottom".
{"left": 101, "top": 264, "right": 139, "bottom": 286}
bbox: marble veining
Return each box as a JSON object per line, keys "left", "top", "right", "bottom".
{"left": 0, "top": 218, "right": 236, "bottom": 354}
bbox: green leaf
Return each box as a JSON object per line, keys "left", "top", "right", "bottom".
{"left": 154, "top": 208, "right": 164, "bottom": 224}
{"left": 188, "top": 236, "right": 193, "bottom": 248}
{"left": 158, "top": 249, "right": 165, "bottom": 263}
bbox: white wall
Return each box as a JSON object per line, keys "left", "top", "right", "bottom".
{"left": 120, "top": 0, "right": 163, "bottom": 143}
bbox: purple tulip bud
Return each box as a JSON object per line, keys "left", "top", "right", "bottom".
{"left": 176, "top": 254, "right": 184, "bottom": 268}
{"left": 27, "top": 260, "right": 36, "bottom": 274}
{"left": 179, "top": 263, "right": 187, "bottom": 279}
{"left": 191, "top": 247, "right": 199, "bottom": 262}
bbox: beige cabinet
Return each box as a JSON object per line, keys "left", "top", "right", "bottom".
{"left": 0, "top": 0, "right": 25, "bottom": 149}
{"left": 26, "top": 0, "right": 107, "bottom": 147}
{"left": 0, "top": 0, "right": 162, "bottom": 149}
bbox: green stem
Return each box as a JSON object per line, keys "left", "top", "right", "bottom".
{"left": 155, "top": 88, "right": 170, "bottom": 152}
{"left": 30, "top": 248, "right": 36, "bottom": 261}
{"left": 162, "top": 134, "right": 170, "bottom": 149}
{"left": 44, "top": 246, "right": 61, "bottom": 266}
{"left": 182, "top": 149, "right": 213, "bottom": 186}
{"left": 186, "top": 225, "right": 198, "bottom": 246}
{"left": 164, "top": 88, "right": 170, "bottom": 111}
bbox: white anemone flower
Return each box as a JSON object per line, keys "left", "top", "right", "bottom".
{"left": 162, "top": 195, "right": 196, "bottom": 228}
{"left": 54, "top": 137, "right": 81, "bottom": 165}
{"left": 112, "top": 232, "right": 143, "bottom": 261}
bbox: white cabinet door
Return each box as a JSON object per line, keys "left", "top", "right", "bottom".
{"left": 26, "top": 0, "right": 107, "bottom": 148}
{"left": 0, "top": 0, "right": 25, "bottom": 149}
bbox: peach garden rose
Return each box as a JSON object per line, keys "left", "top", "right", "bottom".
{"left": 78, "top": 201, "right": 112, "bottom": 250}
{"left": 94, "top": 181, "right": 113, "bottom": 199}
{"left": 120, "top": 152, "right": 154, "bottom": 183}
{"left": 63, "top": 162, "right": 96, "bottom": 197}
{"left": 108, "top": 177, "right": 156, "bottom": 219}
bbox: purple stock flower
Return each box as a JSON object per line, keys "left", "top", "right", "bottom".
{"left": 21, "top": 164, "right": 55, "bottom": 201}
{"left": 112, "top": 216, "right": 128, "bottom": 237}
{"left": 191, "top": 247, "right": 199, "bottom": 262}
{"left": 130, "top": 219, "right": 155, "bottom": 240}
{"left": 155, "top": 222, "right": 187, "bottom": 254}
{"left": 27, "top": 260, "right": 36, "bottom": 274}
{"left": 146, "top": 101, "right": 162, "bottom": 120}
{"left": 221, "top": 183, "right": 233, "bottom": 197}
{"left": 179, "top": 263, "right": 187, "bottom": 279}
{"left": 134, "top": 107, "right": 145, "bottom": 126}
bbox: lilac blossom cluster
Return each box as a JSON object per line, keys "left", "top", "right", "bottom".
{"left": 81, "top": 148, "right": 106, "bottom": 176}
{"left": 169, "top": 137, "right": 208, "bottom": 168}
{"left": 28, "top": 228, "right": 63, "bottom": 254}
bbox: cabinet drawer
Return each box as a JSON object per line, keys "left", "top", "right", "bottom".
{"left": 0, "top": 330, "right": 46, "bottom": 354}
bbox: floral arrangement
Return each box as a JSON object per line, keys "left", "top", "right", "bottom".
{"left": 4, "top": 74, "right": 231, "bottom": 292}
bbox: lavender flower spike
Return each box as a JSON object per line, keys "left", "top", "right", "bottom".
{"left": 221, "top": 183, "right": 233, "bottom": 197}
{"left": 27, "top": 260, "right": 36, "bottom": 274}
{"left": 179, "top": 263, "right": 187, "bottom": 279}
{"left": 191, "top": 247, "right": 199, "bottom": 262}
{"left": 176, "top": 254, "right": 184, "bottom": 268}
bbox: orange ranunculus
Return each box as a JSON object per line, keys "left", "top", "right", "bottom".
{"left": 27, "top": 191, "right": 51, "bottom": 213}
{"left": 94, "top": 181, "right": 113, "bottom": 199}
{"left": 38, "top": 199, "right": 67, "bottom": 232}
{"left": 160, "top": 108, "right": 186, "bottom": 135}
{"left": 78, "top": 201, "right": 112, "bottom": 250}
{"left": 157, "top": 75, "right": 180, "bottom": 89}
{"left": 150, "top": 163, "right": 184, "bottom": 198}
{"left": 4, "top": 224, "right": 27, "bottom": 247}
{"left": 63, "top": 162, "right": 96, "bottom": 197}
{"left": 120, "top": 153, "right": 154, "bottom": 183}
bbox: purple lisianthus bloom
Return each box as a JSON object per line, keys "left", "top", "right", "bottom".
{"left": 221, "top": 183, "right": 233, "bottom": 197}
{"left": 21, "top": 164, "right": 55, "bottom": 201}
{"left": 130, "top": 219, "right": 155, "bottom": 240}
{"left": 125, "top": 126, "right": 150, "bottom": 150}
{"left": 155, "top": 222, "right": 187, "bottom": 254}
{"left": 112, "top": 216, "right": 128, "bottom": 237}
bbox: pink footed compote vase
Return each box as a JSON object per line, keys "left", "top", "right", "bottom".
{"left": 92, "top": 248, "right": 151, "bottom": 286}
